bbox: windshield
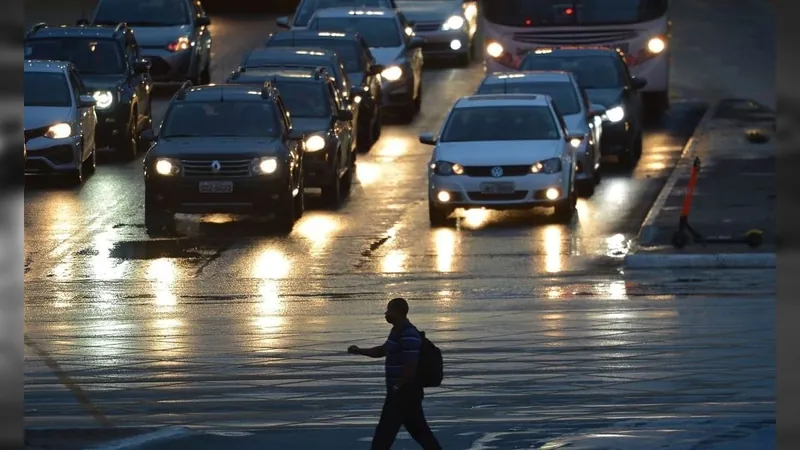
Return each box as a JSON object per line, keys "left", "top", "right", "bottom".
{"left": 441, "top": 106, "right": 559, "bottom": 142}
{"left": 24, "top": 39, "right": 125, "bottom": 75}
{"left": 520, "top": 55, "right": 625, "bottom": 89}
{"left": 93, "top": 0, "right": 190, "bottom": 26}
{"left": 476, "top": 81, "right": 581, "bottom": 115}
{"left": 24, "top": 72, "right": 72, "bottom": 107}
{"left": 294, "top": 0, "right": 395, "bottom": 26}
{"left": 484, "top": 0, "right": 668, "bottom": 27}
{"left": 161, "top": 102, "right": 280, "bottom": 138}
{"left": 268, "top": 39, "right": 362, "bottom": 72}
{"left": 275, "top": 81, "right": 332, "bottom": 118}
{"left": 310, "top": 17, "right": 401, "bottom": 48}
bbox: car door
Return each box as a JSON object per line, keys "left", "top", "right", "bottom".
{"left": 68, "top": 69, "right": 94, "bottom": 159}
{"left": 327, "top": 80, "right": 354, "bottom": 167}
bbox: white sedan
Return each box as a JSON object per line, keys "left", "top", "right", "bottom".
{"left": 419, "top": 94, "right": 583, "bottom": 226}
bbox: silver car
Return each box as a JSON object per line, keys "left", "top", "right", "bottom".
{"left": 277, "top": 0, "right": 397, "bottom": 29}
{"left": 475, "top": 71, "right": 607, "bottom": 197}
{"left": 307, "top": 7, "right": 424, "bottom": 122}
{"left": 89, "top": 0, "right": 212, "bottom": 84}
{"left": 395, "top": 0, "right": 477, "bottom": 65}
{"left": 420, "top": 94, "right": 584, "bottom": 226}
{"left": 24, "top": 60, "right": 97, "bottom": 184}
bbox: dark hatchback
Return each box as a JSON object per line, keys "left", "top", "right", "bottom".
{"left": 142, "top": 83, "right": 305, "bottom": 236}
{"left": 227, "top": 68, "right": 356, "bottom": 207}
{"left": 24, "top": 23, "right": 153, "bottom": 160}
{"left": 520, "top": 47, "right": 647, "bottom": 168}
{"left": 264, "top": 30, "right": 384, "bottom": 152}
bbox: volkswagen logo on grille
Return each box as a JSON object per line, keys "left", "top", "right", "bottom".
{"left": 210, "top": 160, "right": 221, "bottom": 173}
{"left": 490, "top": 166, "right": 504, "bottom": 178}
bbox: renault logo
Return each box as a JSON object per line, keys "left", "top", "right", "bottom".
{"left": 490, "top": 166, "right": 504, "bottom": 178}
{"left": 210, "top": 160, "right": 221, "bottom": 173}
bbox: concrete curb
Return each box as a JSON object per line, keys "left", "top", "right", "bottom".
{"left": 84, "top": 427, "right": 191, "bottom": 450}
{"left": 624, "top": 252, "right": 776, "bottom": 269}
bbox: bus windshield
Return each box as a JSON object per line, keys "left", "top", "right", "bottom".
{"left": 483, "top": 0, "right": 668, "bottom": 27}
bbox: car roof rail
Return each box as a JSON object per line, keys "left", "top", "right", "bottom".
{"left": 261, "top": 81, "right": 276, "bottom": 99}
{"left": 174, "top": 81, "right": 194, "bottom": 100}
{"left": 26, "top": 22, "right": 47, "bottom": 38}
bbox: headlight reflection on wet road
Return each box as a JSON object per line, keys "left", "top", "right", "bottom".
{"left": 543, "top": 226, "right": 563, "bottom": 274}
{"left": 434, "top": 228, "right": 456, "bottom": 273}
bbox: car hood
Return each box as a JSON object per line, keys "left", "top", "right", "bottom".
{"left": 398, "top": 1, "right": 459, "bottom": 22}
{"left": 370, "top": 47, "right": 404, "bottom": 66}
{"left": 291, "top": 117, "right": 329, "bottom": 134}
{"left": 80, "top": 75, "right": 124, "bottom": 92}
{"left": 585, "top": 88, "right": 624, "bottom": 108}
{"left": 562, "top": 113, "right": 589, "bottom": 134}
{"left": 436, "top": 140, "right": 564, "bottom": 166}
{"left": 24, "top": 107, "right": 72, "bottom": 130}
{"left": 129, "top": 25, "right": 191, "bottom": 47}
{"left": 152, "top": 137, "right": 284, "bottom": 157}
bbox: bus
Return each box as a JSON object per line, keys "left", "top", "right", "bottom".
{"left": 481, "top": 0, "right": 670, "bottom": 115}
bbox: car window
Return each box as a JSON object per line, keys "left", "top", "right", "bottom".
{"left": 293, "top": 0, "right": 394, "bottom": 26}
{"left": 24, "top": 72, "right": 72, "bottom": 107}
{"left": 67, "top": 70, "right": 86, "bottom": 96}
{"left": 475, "top": 81, "right": 582, "bottom": 115}
{"left": 93, "top": 0, "right": 190, "bottom": 26}
{"left": 266, "top": 38, "right": 363, "bottom": 73}
{"left": 25, "top": 39, "right": 125, "bottom": 75}
{"left": 519, "top": 54, "right": 626, "bottom": 89}
{"left": 161, "top": 101, "right": 280, "bottom": 138}
{"left": 309, "top": 17, "right": 401, "bottom": 48}
{"left": 440, "top": 105, "right": 560, "bottom": 142}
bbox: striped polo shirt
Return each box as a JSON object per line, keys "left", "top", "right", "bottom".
{"left": 384, "top": 321, "right": 422, "bottom": 388}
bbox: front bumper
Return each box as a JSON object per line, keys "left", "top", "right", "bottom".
{"left": 302, "top": 151, "right": 337, "bottom": 188}
{"left": 24, "top": 136, "right": 81, "bottom": 175}
{"left": 429, "top": 172, "right": 569, "bottom": 210}
{"left": 417, "top": 30, "right": 470, "bottom": 58}
{"left": 379, "top": 75, "right": 413, "bottom": 108}
{"left": 94, "top": 106, "right": 131, "bottom": 148}
{"left": 141, "top": 48, "right": 193, "bottom": 82}
{"left": 146, "top": 176, "right": 289, "bottom": 215}
{"left": 599, "top": 120, "right": 636, "bottom": 156}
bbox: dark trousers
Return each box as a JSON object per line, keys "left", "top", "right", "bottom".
{"left": 371, "top": 384, "right": 442, "bottom": 450}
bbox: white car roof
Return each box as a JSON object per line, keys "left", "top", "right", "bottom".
{"left": 484, "top": 71, "right": 574, "bottom": 84}
{"left": 454, "top": 94, "right": 553, "bottom": 108}
{"left": 311, "top": 7, "right": 396, "bottom": 18}
{"left": 24, "top": 59, "right": 69, "bottom": 73}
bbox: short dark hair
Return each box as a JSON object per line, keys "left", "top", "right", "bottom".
{"left": 388, "top": 297, "right": 409, "bottom": 316}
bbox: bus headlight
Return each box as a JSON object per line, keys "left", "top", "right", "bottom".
{"left": 605, "top": 106, "right": 625, "bottom": 123}
{"left": 486, "top": 42, "right": 504, "bottom": 58}
{"left": 647, "top": 36, "right": 666, "bottom": 54}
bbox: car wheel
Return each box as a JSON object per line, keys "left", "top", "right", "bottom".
{"left": 371, "top": 106, "right": 382, "bottom": 142}
{"left": 357, "top": 117, "right": 373, "bottom": 153}
{"left": 429, "top": 203, "right": 454, "bottom": 227}
{"left": 340, "top": 154, "right": 354, "bottom": 197}
{"left": 618, "top": 132, "right": 642, "bottom": 170}
{"left": 321, "top": 155, "right": 343, "bottom": 208}
{"left": 293, "top": 176, "right": 305, "bottom": 220}
{"left": 273, "top": 188, "right": 296, "bottom": 234}
{"left": 144, "top": 193, "right": 176, "bottom": 236}
{"left": 553, "top": 187, "right": 576, "bottom": 223}
{"left": 413, "top": 81, "right": 422, "bottom": 113}
{"left": 83, "top": 146, "right": 97, "bottom": 175}
{"left": 69, "top": 144, "right": 85, "bottom": 185}
{"left": 120, "top": 114, "right": 139, "bottom": 161}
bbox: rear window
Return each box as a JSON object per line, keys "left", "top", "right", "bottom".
{"left": 441, "top": 105, "right": 560, "bottom": 142}
{"left": 93, "top": 0, "right": 190, "bottom": 26}
{"left": 293, "top": 0, "right": 396, "bottom": 26}
{"left": 267, "top": 38, "right": 362, "bottom": 72}
{"left": 309, "top": 17, "right": 401, "bottom": 48}
{"left": 476, "top": 80, "right": 582, "bottom": 115}
{"left": 520, "top": 55, "right": 626, "bottom": 89}
{"left": 161, "top": 101, "right": 280, "bottom": 138}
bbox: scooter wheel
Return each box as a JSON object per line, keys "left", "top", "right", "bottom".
{"left": 745, "top": 229, "right": 763, "bottom": 248}
{"left": 671, "top": 230, "right": 689, "bottom": 249}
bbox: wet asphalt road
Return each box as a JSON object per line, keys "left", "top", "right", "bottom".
{"left": 23, "top": 1, "right": 775, "bottom": 448}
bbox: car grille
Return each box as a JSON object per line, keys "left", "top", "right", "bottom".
{"left": 28, "top": 145, "right": 75, "bottom": 165}
{"left": 24, "top": 126, "right": 48, "bottom": 142}
{"left": 181, "top": 158, "right": 253, "bottom": 178}
{"left": 512, "top": 29, "right": 637, "bottom": 48}
{"left": 422, "top": 42, "right": 453, "bottom": 52}
{"left": 463, "top": 165, "right": 531, "bottom": 177}
{"left": 147, "top": 57, "right": 172, "bottom": 77}
{"left": 413, "top": 22, "right": 440, "bottom": 33}
{"left": 467, "top": 191, "right": 528, "bottom": 201}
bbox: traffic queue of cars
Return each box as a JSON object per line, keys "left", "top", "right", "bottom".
{"left": 22, "top": 0, "right": 648, "bottom": 233}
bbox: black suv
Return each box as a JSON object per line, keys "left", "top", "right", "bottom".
{"left": 265, "top": 30, "right": 383, "bottom": 152}
{"left": 141, "top": 83, "right": 305, "bottom": 236}
{"left": 228, "top": 67, "right": 355, "bottom": 207}
{"left": 24, "top": 22, "right": 153, "bottom": 160}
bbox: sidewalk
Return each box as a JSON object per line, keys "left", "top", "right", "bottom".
{"left": 625, "top": 99, "right": 776, "bottom": 269}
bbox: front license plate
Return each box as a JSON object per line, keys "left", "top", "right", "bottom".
{"left": 199, "top": 181, "right": 233, "bottom": 193}
{"left": 480, "top": 182, "right": 515, "bottom": 194}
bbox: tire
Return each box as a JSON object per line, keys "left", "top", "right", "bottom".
{"left": 357, "top": 116, "right": 373, "bottom": 153}
{"left": 144, "top": 192, "right": 176, "bottom": 236}
{"left": 618, "top": 132, "right": 642, "bottom": 170}
{"left": 273, "top": 188, "right": 296, "bottom": 234}
{"left": 340, "top": 153, "right": 354, "bottom": 197}
{"left": 553, "top": 187, "right": 576, "bottom": 223}
{"left": 413, "top": 82, "right": 422, "bottom": 113}
{"left": 293, "top": 176, "right": 305, "bottom": 220}
{"left": 83, "top": 146, "right": 97, "bottom": 175}
{"left": 429, "top": 203, "right": 454, "bottom": 227}
{"left": 371, "top": 106, "right": 382, "bottom": 142}
{"left": 120, "top": 112, "right": 139, "bottom": 161}
{"left": 322, "top": 154, "right": 343, "bottom": 208}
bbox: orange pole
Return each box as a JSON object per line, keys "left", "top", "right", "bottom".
{"left": 680, "top": 157, "right": 701, "bottom": 217}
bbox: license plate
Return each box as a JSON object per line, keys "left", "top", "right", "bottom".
{"left": 199, "top": 181, "right": 233, "bottom": 193}
{"left": 480, "top": 182, "right": 515, "bottom": 194}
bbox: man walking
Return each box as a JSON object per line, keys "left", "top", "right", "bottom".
{"left": 348, "top": 298, "right": 442, "bottom": 450}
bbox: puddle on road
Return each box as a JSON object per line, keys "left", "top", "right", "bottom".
{"left": 109, "top": 239, "right": 224, "bottom": 260}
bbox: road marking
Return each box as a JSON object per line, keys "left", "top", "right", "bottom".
{"left": 24, "top": 335, "right": 114, "bottom": 428}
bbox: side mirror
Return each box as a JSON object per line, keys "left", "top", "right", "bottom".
{"left": 419, "top": 132, "right": 437, "bottom": 145}
{"left": 338, "top": 110, "right": 354, "bottom": 121}
{"left": 196, "top": 16, "right": 211, "bottom": 27}
{"left": 78, "top": 95, "right": 96, "bottom": 108}
{"left": 408, "top": 36, "right": 425, "bottom": 49}
{"left": 588, "top": 104, "right": 606, "bottom": 116}
{"left": 288, "top": 130, "right": 304, "bottom": 141}
{"left": 276, "top": 17, "right": 290, "bottom": 29}
{"left": 631, "top": 77, "right": 648, "bottom": 89}
{"left": 140, "top": 129, "right": 156, "bottom": 142}
{"left": 133, "top": 60, "right": 149, "bottom": 74}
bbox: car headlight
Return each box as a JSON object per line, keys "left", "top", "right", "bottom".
{"left": 304, "top": 135, "right": 327, "bottom": 152}
{"left": 252, "top": 157, "right": 278, "bottom": 175}
{"left": 442, "top": 15, "right": 465, "bottom": 31}
{"left": 647, "top": 36, "right": 666, "bottom": 54}
{"left": 486, "top": 42, "right": 504, "bottom": 58}
{"left": 93, "top": 91, "right": 114, "bottom": 109}
{"left": 167, "top": 36, "right": 190, "bottom": 52}
{"left": 381, "top": 66, "right": 403, "bottom": 82}
{"left": 45, "top": 123, "right": 72, "bottom": 139}
{"left": 605, "top": 106, "right": 625, "bottom": 123}
{"left": 154, "top": 158, "right": 180, "bottom": 176}
{"left": 531, "top": 158, "right": 562, "bottom": 174}
{"left": 569, "top": 135, "right": 585, "bottom": 148}
{"left": 431, "top": 160, "right": 464, "bottom": 176}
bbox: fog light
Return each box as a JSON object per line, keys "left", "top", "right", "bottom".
{"left": 545, "top": 188, "right": 560, "bottom": 200}
{"left": 437, "top": 191, "right": 451, "bottom": 202}
{"left": 450, "top": 39, "right": 462, "bottom": 51}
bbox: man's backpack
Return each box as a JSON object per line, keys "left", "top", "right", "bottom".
{"left": 416, "top": 331, "right": 443, "bottom": 388}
